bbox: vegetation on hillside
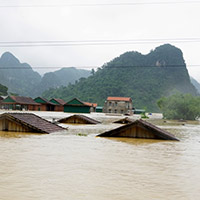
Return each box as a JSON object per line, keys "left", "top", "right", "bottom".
{"left": 0, "top": 84, "right": 8, "bottom": 96}
{"left": 157, "top": 93, "right": 200, "bottom": 120}
{"left": 43, "top": 44, "right": 197, "bottom": 111}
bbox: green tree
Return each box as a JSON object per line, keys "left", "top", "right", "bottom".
{"left": 157, "top": 93, "right": 200, "bottom": 120}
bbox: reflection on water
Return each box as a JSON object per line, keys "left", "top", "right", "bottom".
{"left": 0, "top": 118, "right": 200, "bottom": 200}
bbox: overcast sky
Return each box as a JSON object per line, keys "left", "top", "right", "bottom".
{"left": 0, "top": 0, "right": 200, "bottom": 82}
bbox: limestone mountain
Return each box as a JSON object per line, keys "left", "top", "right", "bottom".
{"left": 43, "top": 44, "right": 197, "bottom": 111}
{"left": 0, "top": 52, "right": 41, "bottom": 96}
{"left": 0, "top": 52, "right": 91, "bottom": 97}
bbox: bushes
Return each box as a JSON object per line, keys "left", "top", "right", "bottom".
{"left": 157, "top": 93, "right": 200, "bottom": 120}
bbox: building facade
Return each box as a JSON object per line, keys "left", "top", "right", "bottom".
{"left": 103, "top": 97, "right": 133, "bottom": 115}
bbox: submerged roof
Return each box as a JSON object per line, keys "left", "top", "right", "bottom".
{"left": 98, "top": 119, "right": 179, "bottom": 141}
{"left": 58, "top": 114, "right": 101, "bottom": 124}
{"left": 107, "top": 97, "right": 132, "bottom": 102}
{"left": 113, "top": 117, "right": 135, "bottom": 124}
{"left": 0, "top": 113, "right": 65, "bottom": 134}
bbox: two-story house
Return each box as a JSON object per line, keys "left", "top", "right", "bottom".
{"left": 103, "top": 97, "right": 133, "bottom": 115}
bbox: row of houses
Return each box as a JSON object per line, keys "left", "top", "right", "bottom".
{"left": 0, "top": 95, "right": 134, "bottom": 114}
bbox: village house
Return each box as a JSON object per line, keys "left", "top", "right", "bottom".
{"left": 34, "top": 97, "right": 56, "bottom": 111}
{"left": 1, "top": 96, "right": 40, "bottom": 111}
{"left": 49, "top": 98, "right": 66, "bottom": 112}
{"left": 64, "top": 98, "right": 97, "bottom": 113}
{"left": 103, "top": 97, "right": 133, "bottom": 115}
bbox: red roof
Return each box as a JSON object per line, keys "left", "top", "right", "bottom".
{"left": 107, "top": 97, "right": 132, "bottom": 102}
{"left": 84, "top": 102, "right": 98, "bottom": 107}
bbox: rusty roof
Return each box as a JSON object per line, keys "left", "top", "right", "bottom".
{"left": 0, "top": 113, "right": 65, "bottom": 134}
{"left": 107, "top": 97, "right": 132, "bottom": 102}
{"left": 58, "top": 114, "right": 101, "bottom": 124}
{"left": 10, "top": 96, "right": 40, "bottom": 105}
{"left": 98, "top": 119, "right": 179, "bottom": 141}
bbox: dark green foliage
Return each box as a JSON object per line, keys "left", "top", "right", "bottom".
{"left": 157, "top": 93, "right": 200, "bottom": 120}
{"left": 0, "top": 84, "right": 8, "bottom": 95}
{"left": 43, "top": 44, "right": 197, "bottom": 111}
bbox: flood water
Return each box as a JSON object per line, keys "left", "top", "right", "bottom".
{"left": 0, "top": 112, "right": 200, "bottom": 200}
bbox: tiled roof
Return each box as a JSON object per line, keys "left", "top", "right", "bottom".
{"left": 11, "top": 96, "right": 40, "bottom": 105}
{"left": 53, "top": 98, "right": 66, "bottom": 105}
{"left": 107, "top": 97, "right": 132, "bottom": 102}
{"left": 0, "top": 113, "right": 65, "bottom": 134}
{"left": 84, "top": 102, "right": 98, "bottom": 107}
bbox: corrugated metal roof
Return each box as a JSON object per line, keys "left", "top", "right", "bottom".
{"left": 107, "top": 97, "right": 132, "bottom": 102}
{"left": 0, "top": 113, "right": 65, "bottom": 134}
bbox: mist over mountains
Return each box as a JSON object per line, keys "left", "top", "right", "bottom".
{"left": 0, "top": 52, "right": 90, "bottom": 97}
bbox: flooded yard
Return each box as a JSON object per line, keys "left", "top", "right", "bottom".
{"left": 0, "top": 111, "right": 200, "bottom": 200}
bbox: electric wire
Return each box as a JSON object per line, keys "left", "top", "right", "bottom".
{"left": 0, "top": 1, "right": 200, "bottom": 8}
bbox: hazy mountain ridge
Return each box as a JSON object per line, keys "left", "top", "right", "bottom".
{"left": 190, "top": 77, "right": 200, "bottom": 94}
{"left": 43, "top": 44, "right": 197, "bottom": 111}
{"left": 0, "top": 52, "right": 91, "bottom": 97}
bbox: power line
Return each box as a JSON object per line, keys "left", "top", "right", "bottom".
{"left": 1, "top": 38, "right": 200, "bottom": 47}
{"left": 0, "top": 65, "right": 199, "bottom": 69}
{"left": 0, "top": 1, "right": 200, "bottom": 8}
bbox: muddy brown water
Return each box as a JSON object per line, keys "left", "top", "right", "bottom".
{"left": 0, "top": 114, "right": 200, "bottom": 200}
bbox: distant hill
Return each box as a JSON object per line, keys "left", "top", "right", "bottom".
{"left": 43, "top": 44, "right": 197, "bottom": 111}
{"left": 190, "top": 77, "right": 200, "bottom": 94}
{"left": 0, "top": 52, "right": 41, "bottom": 96}
{"left": 0, "top": 52, "right": 91, "bottom": 97}
{"left": 0, "top": 83, "right": 8, "bottom": 96}
{"left": 33, "top": 67, "right": 91, "bottom": 96}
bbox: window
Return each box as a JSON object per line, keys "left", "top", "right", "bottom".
{"left": 109, "top": 109, "right": 111, "bottom": 113}
{"left": 109, "top": 102, "right": 112, "bottom": 106}
{"left": 121, "top": 110, "right": 124, "bottom": 114}
{"left": 114, "top": 109, "right": 117, "bottom": 113}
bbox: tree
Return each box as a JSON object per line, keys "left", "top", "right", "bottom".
{"left": 157, "top": 93, "right": 200, "bottom": 120}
